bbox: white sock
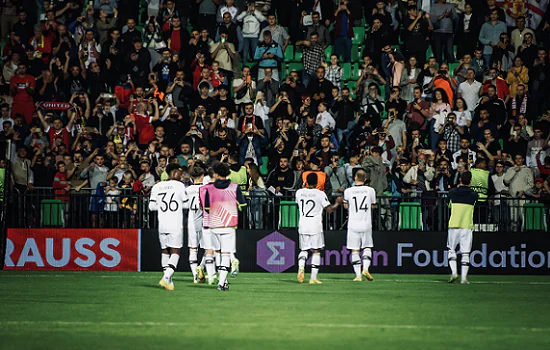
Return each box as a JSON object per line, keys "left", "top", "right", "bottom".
{"left": 448, "top": 250, "right": 457, "bottom": 275}
{"left": 352, "top": 252, "right": 361, "bottom": 278}
{"left": 298, "top": 251, "right": 308, "bottom": 270}
{"left": 362, "top": 248, "right": 372, "bottom": 272}
{"left": 218, "top": 253, "right": 231, "bottom": 287}
{"left": 189, "top": 249, "right": 198, "bottom": 278}
{"left": 161, "top": 253, "right": 170, "bottom": 272}
{"left": 311, "top": 253, "right": 321, "bottom": 281}
{"left": 215, "top": 252, "right": 221, "bottom": 271}
{"left": 199, "top": 255, "right": 206, "bottom": 269}
{"left": 163, "top": 254, "right": 180, "bottom": 281}
{"left": 205, "top": 253, "right": 215, "bottom": 283}
{"left": 461, "top": 253, "right": 470, "bottom": 281}
{"left": 230, "top": 252, "right": 236, "bottom": 261}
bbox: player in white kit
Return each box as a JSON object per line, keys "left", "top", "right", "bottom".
{"left": 148, "top": 163, "right": 188, "bottom": 291}
{"left": 183, "top": 165, "right": 205, "bottom": 284}
{"left": 296, "top": 173, "right": 343, "bottom": 284}
{"left": 343, "top": 169, "right": 377, "bottom": 281}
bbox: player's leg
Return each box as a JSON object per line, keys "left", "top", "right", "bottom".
{"left": 310, "top": 248, "right": 322, "bottom": 284}
{"left": 459, "top": 229, "right": 473, "bottom": 284}
{"left": 297, "top": 234, "right": 309, "bottom": 283}
{"left": 205, "top": 248, "right": 216, "bottom": 284}
{"left": 158, "top": 233, "right": 173, "bottom": 289}
{"left": 163, "top": 247, "right": 181, "bottom": 282}
{"left": 361, "top": 230, "right": 374, "bottom": 281}
{"left": 196, "top": 230, "right": 206, "bottom": 282}
{"left": 347, "top": 229, "right": 362, "bottom": 281}
{"left": 161, "top": 249, "right": 170, "bottom": 274}
{"left": 230, "top": 252, "right": 240, "bottom": 278}
{"left": 189, "top": 247, "right": 199, "bottom": 283}
{"left": 447, "top": 229, "right": 459, "bottom": 283}
{"left": 215, "top": 250, "right": 221, "bottom": 274}
{"left": 217, "top": 229, "right": 236, "bottom": 291}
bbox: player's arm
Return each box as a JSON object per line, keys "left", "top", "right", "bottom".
{"left": 324, "top": 196, "right": 344, "bottom": 213}
{"left": 148, "top": 185, "right": 159, "bottom": 211}
{"left": 343, "top": 189, "right": 349, "bottom": 209}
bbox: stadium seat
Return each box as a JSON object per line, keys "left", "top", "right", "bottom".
{"left": 279, "top": 201, "right": 299, "bottom": 228}
{"left": 260, "top": 157, "right": 269, "bottom": 176}
{"left": 284, "top": 45, "right": 294, "bottom": 63}
{"left": 351, "top": 44, "right": 360, "bottom": 63}
{"left": 347, "top": 80, "right": 358, "bottom": 94}
{"left": 325, "top": 45, "right": 333, "bottom": 62}
{"left": 293, "top": 46, "right": 303, "bottom": 62}
{"left": 41, "top": 199, "right": 64, "bottom": 227}
{"left": 522, "top": 203, "right": 547, "bottom": 231}
{"left": 288, "top": 62, "right": 303, "bottom": 74}
{"left": 379, "top": 84, "right": 386, "bottom": 98}
{"left": 426, "top": 45, "right": 433, "bottom": 60}
{"left": 352, "top": 27, "right": 365, "bottom": 45}
{"left": 351, "top": 63, "right": 362, "bottom": 80}
{"left": 342, "top": 63, "right": 352, "bottom": 80}
{"left": 448, "top": 63, "right": 459, "bottom": 77}
{"left": 280, "top": 64, "right": 287, "bottom": 80}
{"left": 398, "top": 202, "right": 423, "bottom": 230}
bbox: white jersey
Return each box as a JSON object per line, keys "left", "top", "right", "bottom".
{"left": 344, "top": 185, "right": 377, "bottom": 231}
{"left": 296, "top": 188, "right": 331, "bottom": 235}
{"left": 183, "top": 184, "right": 203, "bottom": 231}
{"left": 149, "top": 180, "right": 188, "bottom": 235}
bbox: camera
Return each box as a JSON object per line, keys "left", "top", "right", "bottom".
{"left": 438, "top": 69, "right": 446, "bottom": 75}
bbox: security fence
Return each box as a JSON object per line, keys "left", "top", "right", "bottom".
{"left": 4, "top": 187, "right": 549, "bottom": 232}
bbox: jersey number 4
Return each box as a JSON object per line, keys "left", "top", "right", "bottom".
{"left": 300, "top": 199, "right": 316, "bottom": 218}
{"left": 158, "top": 192, "right": 179, "bottom": 212}
{"left": 352, "top": 196, "right": 369, "bottom": 212}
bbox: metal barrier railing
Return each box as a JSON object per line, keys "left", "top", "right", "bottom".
{"left": 5, "top": 188, "right": 549, "bottom": 232}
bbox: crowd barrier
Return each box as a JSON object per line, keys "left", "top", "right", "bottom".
{"left": 5, "top": 229, "right": 550, "bottom": 275}
{"left": 4, "top": 189, "right": 549, "bottom": 232}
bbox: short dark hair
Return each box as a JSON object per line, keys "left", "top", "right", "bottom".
{"left": 461, "top": 171, "right": 472, "bottom": 185}
{"left": 306, "top": 172, "right": 318, "bottom": 186}
{"left": 213, "top": 161, "right": 231, "bottom": 177}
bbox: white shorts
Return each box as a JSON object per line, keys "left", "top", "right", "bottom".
{"left": 159, "top": 231, "right": 183, "bottom": 249}
{"left": 447, "top": 228, "right": 473, "bottom": 253}
{"left": 299, "top": 233, "right": 325, "bottom": 251}
{"left": 187, "top": 228, "right": 203, "bottom": 248}
{"left": 202, "top": 228, "right": 221, "bottom": 251}
{"left": 212, "top": 228, "right": 236, "bottom": 253}
{"left": 346, "top": 229, "right": 373, "bottom": 250}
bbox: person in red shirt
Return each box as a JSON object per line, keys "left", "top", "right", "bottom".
{"left": 9, "top": 63, "right": 35, "bottom": 124}
{"left": 482, "top": 67, "right": 510, "bottom": 101}
{"left": 37, "top": 106, "right": 77, "bottom": 150}
{"left": 28, "top": 24, "right": 52, "bottom": 64}
{"left": 131, "top": 99, "right": 160, "bottom": 147}
{"left": 53, "top": 161, "right": 71, "bottom": 202}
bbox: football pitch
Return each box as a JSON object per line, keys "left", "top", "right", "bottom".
{"left": 0, "top": 272, "right": 549, "bottom": 349}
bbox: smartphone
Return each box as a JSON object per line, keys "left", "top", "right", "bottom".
{"left": 221, "top": 37, "right": 226, "bottom": 44}
{"left": 246, "top": 76, "right": 251, "bottom": 83}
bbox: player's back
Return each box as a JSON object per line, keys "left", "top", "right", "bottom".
{"left": 344, "top": 185, "right": 377, "bottom": 231}
{"left": 185, "top": 184, "right": 203, "bottom": 229}
{"left": 150, "top": 180, "right": 187, "bottom": 234}
{"left": 295, "top": 188, "right": 330, "bottom": 234}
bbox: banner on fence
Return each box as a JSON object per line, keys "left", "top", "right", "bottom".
{"left": 4, "top": 229, "right": 140, "bottom": 271}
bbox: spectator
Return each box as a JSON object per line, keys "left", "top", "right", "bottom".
{"left": 321, "top": 55, "right": 343, "bottom": 89}
{"left": 456, "top": 3, "right": 480, "bottom": 59}
{"left": 331, "top": 1, "right": 353, "bottom": 63}
{"left": 10, "top": 63, "right": 35, "bottom": 124}
{"left": 430, "top": 0, "right": 457, "bottom": 64}
{"left": 296, "top": 32, "right": 325, "bottom": 87}
{"left": 479, "top": 8, "right": 507, "bottom": 66}
{"left": 254, "top": 31, "right": 283, "bottom": 81}
{"left": 236, "top": 2, "right": 266, "bottom": 65}
{"left": 503, "top": 153, "right": 534, "bottom": 230}
{"left": 304, "top": 11, "right": 330, "bottom": 48}
{"left": 266, "top": 156, "right": 296, "bottom": 195}
{"left": 517, "top": 32, "right": 537, "bottom": 70}
{"left": 511, "top": 17, "right": 536, "bottom": 55}
{"left": 402, "top": 6, "right": 432, "bottom": 69}
{"left": 216, "top": 12, "right": 243, "bottom": 53}
{"left": 452, "top": 136, "right": 477, "bottom": 170}
{"left": 400, "top": 56, "right": 420, "bottom": 103}
{"left": 260, "top": 12, "right": 290, "bottom": 53}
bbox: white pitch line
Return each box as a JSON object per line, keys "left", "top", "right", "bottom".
{"left": 0, "top": 320, "right": 547, "bottom": 333}
{"left": 1, "top": 274, "right": 550, "bottom": 285}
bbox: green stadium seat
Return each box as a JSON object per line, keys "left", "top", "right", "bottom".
{"left": 284, "top": 45, "right": 294, "bottom": 63}
{"left": 522, "top": 203, "right": 547, "bottom": 231}
{"left": 280, "top": 64, "right": 287, "bottom": 80}
{"left": 260, "top": 157, "right": 269, "bottom": 176}
{"left": 379, "top": 84, "right": 386, "bottom": 98}
{"left": 347, "top": 80, "right": 358, "bottom": 96}
{"left": 279, "top": 201, "right": 299, "bottom": 229}
{"left": 351, "top": 44, "right": 360, "bottom": 63}
{"left": 398, "top": 202, "right": 423, "bottom": 230}
{"left": 293, "top": 46, "right": 303, "bottom": 62}
{"left": 325, "top": 45, "right": 333, "bottom": 62}
{"left": 41, "top": 199, "right": 64, "bottom": 228}
{"left": 351, "top": 63, "right": 362, "bottom": 80}
{"left": 426, "top": 45, "right": 433, "bottom": 61}
{"left": 288, "top": 62, "right": 303, "bottom": 74}
{"left": 448, "top": 63, "right": 459, "bottom": 77}
{"left": 342, "top": 63, "right": 352, "bottom": 80}
{"left": 352, "top": 27, "right": 365, "bottom": 45}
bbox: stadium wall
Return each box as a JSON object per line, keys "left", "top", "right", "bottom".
{"left": 4, "top": 229, "right": 550, "bottom": 274}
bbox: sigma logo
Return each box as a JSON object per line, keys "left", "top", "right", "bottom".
{"left": 257, "top": 231, "right": 295, "bottom": 273}
{"left": 4, "top": 229, "right": 139, "bottom": 271}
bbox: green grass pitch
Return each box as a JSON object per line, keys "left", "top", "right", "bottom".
{"left": 1, "top": 272, "right": 549, "bottom": 349}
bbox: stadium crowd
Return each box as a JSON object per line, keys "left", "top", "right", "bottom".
{"left": 1, "top": 0, "right": 550, "bottom": 230}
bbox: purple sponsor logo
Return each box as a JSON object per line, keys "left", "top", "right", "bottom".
{"left": 257, "top": 231, "right": 295, "bottom": 273}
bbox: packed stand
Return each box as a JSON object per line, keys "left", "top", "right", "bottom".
{"left": 1, "top": 0, "right": 549, "bottom": 231}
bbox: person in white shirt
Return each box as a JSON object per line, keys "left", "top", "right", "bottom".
{"left": 457, "top": 69, "right": 482, "bottom": 113}
{"left": 236, "top": 2, "right": 266, "bottom": 64}
{"left": 296, "top": 173, "right": 343, "bottom": 284}
{"left": 217, "top": 0, "right": 239, "bottom": 23}
{"left": 343, "top": 169, "right": 377, "bottom": 281}
{"left": 315, "top": 102, "right": 336, "bottom": 130}
{"left": 148, "top": 163, "right": 188, "bottom": 291}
